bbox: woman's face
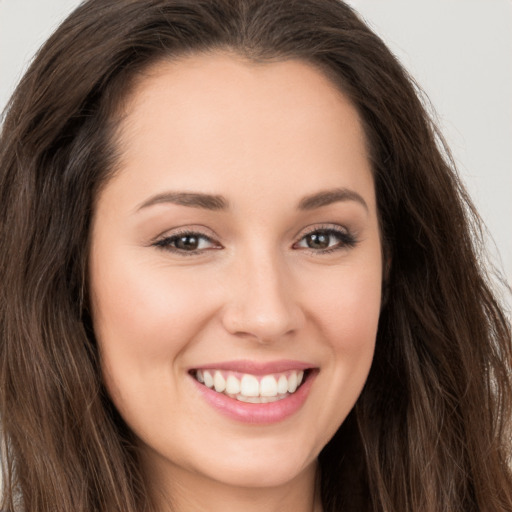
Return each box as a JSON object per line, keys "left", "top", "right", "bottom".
{"left": 89, "top": 53, "right": 382, "bottom": 493}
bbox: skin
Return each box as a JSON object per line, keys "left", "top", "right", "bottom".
{"left": 89, "top": 53, "right": 383, "bottom": 512}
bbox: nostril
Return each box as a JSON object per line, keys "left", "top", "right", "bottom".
{"left": 221, "top": 310, "right": 303, "bottom": 343}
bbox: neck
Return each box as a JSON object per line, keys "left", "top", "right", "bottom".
{"left": 146, "top": 457, "right": 322, "bottom": 512}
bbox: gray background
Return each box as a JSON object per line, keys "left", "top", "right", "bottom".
{"left": 1, "top": 0, "right": 511, "bottom": 293}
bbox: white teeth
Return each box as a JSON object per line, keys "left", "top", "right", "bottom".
{"left": 277, "top": 375, "right": 288, "bottom": 394}
{"left": 236, "top": 395, "right": 260, "bottom": 403}
{"left": 213, "top": 371, "right": 226, "bottom": 393}
{"left": 261, "top": 396, "right": 281, "bottom": 403}
{"left": 260, "top": 375, "right": 278, "bottom": 397}
{"left": 203, "top": 370, "right": 214, "bottom": 388}
{"left": 287, "top": 372, "right": 298, "bottom": 393}
{"left": 195, "top": 369, "right": 308, "bottom": 401}
{"left": 235, "top": 394, "right": 285, "bottom": 404}
{"left": 225, "top": 375, "right": 241, "bottom": 394}
{"left": 240, "top": 374, "right": 259, "bottom": 397}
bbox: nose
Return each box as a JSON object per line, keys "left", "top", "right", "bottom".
{"left": 220, "top": 249, "right": 305, "bottom": 343}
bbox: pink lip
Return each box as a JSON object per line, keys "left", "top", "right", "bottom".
{"left": 191, "top": 359, "right": 314, "bottom": 375}
{"left": 190, "top": 367, "right": 318, "bottom": 424}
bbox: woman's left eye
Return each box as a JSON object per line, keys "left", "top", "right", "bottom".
{"left": 294, "top": 228, "right": 357, "bottom": 253}
{"left": 153, "top": 232, "right": 219, "bottom": 253}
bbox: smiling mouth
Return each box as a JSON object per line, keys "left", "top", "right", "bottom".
{"left": 191, "top": 369, "right": 310, "bottom": 403}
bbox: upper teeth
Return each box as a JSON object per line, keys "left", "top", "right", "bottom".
{"left": 195, "top": 369, "right": 305, "bottom": 401}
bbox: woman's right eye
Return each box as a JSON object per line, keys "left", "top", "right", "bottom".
{"left": 153, "top": 232, "right": 220, "bottom": 254}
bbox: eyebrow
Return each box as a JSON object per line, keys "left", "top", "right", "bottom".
{"left": 137, "top": 191, "right": 228, "bottom": 211}
{"left": 136, "top": 187, "right": 368, "bottom": 213}
{"left": 298, "top": 187, "right": 368, "bottom": 212}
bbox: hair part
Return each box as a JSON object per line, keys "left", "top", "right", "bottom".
{"left": 1, "top": 1, "right": 511, "bottom": 511}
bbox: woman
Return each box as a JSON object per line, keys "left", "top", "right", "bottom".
{"left": 1, "top": 0, "right": 511, "bottom": 511}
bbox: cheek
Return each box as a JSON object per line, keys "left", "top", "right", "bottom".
{"left": 89, "top": 251, "right": 220, "bottom": 441}
{"left": 89, "top": 248, "right": 219, "bottom": 398}
{"left": 303, "top": 258, "right": 381, "bottom": 430}
{"left": 308, "top": 261, "right": 382, "bottom": 350}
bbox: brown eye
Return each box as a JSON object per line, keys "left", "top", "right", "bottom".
{"left": 304, "top": 231, "right": 331, "bottom": 250}
{"left": 175, "top": 234, "right": 201, "bottom": 251}
{"left": 294, "top": 228, "right": 357, "bottom": 253}
{"left": 154, "top": 232, "right": 219, "bottom": 253}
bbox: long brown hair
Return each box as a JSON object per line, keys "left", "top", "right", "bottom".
{"left": 1, "top": 1, "right": 511, "bottom": 511}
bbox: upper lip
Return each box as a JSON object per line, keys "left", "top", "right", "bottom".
{"left": 190, "top": 359, "right": 315, "bottom": 375}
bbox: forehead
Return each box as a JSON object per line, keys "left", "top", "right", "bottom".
{"left": 105, "top": 52, "right": 375, "bottom": 215}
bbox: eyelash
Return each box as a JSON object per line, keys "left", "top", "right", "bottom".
{"left": 153, "top": 225, "right": 358, "bottom": 256}
{"left": 153, "top": 229, "right": 220, "bottom": 255}
{"left": 293, "top": 226, "right": 358, "bottom": 254}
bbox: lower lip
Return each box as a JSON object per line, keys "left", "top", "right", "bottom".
{"left": 191, "top": 371, "right": 317, "bottom": 424}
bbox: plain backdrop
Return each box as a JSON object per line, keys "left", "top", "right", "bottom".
{"left": 1, "top": 0, "right": 511, "bottom": 294}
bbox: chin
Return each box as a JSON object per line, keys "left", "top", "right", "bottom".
{"left": 185, "top": 434, "right": 320, "bottom": 489}
{"left": 204, "top": 456, "right": 316, "bottom": 489}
